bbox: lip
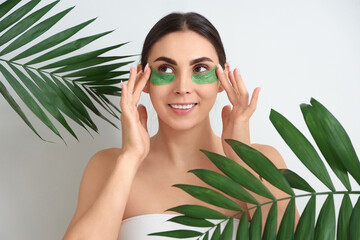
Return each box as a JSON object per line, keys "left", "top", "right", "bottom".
{"left": 169, "top": 102, "right": 197, "bottom": 105}
{"left": 168, "top": 103, "right": 197, "bottom": 115}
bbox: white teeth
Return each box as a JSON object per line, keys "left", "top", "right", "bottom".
{"left": 170, "top": 104, "right": 196, "bottom": 109}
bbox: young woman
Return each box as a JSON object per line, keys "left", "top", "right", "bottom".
{"left": 63, "top": 12, "right": 292, "bottom": 240}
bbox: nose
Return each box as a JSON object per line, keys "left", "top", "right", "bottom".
{"left": 173, "top": 72, "right": 193, "bottom": 95}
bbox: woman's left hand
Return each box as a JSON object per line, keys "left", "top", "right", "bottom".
{"left": 216, "top": 63, "right": 261, "bottom": 157}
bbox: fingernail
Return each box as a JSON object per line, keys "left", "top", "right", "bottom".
{"left": 218, "top": 64, "right": 223, "bottom": 72}
{"left": 120, "top": 80, "right": 123, "bottom": 87}
{"left": 236, "top": 67, "right": 240, "bottom": 73}
{"left": 144, "top": 63, "right": 149, "bottom": 72}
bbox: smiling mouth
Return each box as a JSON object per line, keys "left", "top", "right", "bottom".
{"left": 168, "top": 103, "right": 198, "bottom": 109}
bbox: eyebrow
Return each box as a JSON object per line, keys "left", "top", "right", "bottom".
{"left": 154, "top": 56, "right": 214, "bottom": 65}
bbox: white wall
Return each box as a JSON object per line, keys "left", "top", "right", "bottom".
{"left": 0, "top": 0, "right": 359, "bottom": 239}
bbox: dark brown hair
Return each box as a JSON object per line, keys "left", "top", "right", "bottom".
{"left": 140, "top": 12, "right": 226, "bottom": 69}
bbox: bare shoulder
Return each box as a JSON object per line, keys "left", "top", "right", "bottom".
{"left": 85, "top": 147, "right": 122, "bottom": 174}
{"left": 66, "top": 148, "right": 122, "bottom": 230}
{"left": 79, "top": 147, "right": 123, "bottom": 201}
{"left": 250, "top": 143, "right": 288, "bottom": 169}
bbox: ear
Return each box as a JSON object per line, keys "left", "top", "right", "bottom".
{"left": 137, "top": 63, "right": 150, "bottom": 93}
{"left": 137, "top": 64, "right": 142, "bottom": 73}
{"left": 224, "top": 62, "right": 230, "bottom": 71}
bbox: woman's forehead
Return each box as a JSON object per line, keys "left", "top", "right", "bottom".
{"left": 148, "top": 31, "right": 218, "bottom": 64}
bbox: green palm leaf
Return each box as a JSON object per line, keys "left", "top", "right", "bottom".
{"left": 220, "top": 217, "right": 233, "bottom": 240}
{"left": 225, "top": 139, "right": 294, "bottom": 196}
{"left": 167, "top": 215, "right": 215, "bottom": 228}
{"left": 349, "top": 196, "right": 360, "bottom": 240}
{"left": 167, "top": 205, "right": 228, "bottom": 220}
{"left": 294, "top": 195, "right": 315, "bottom": 240}
{"left": 0, "top": 1, "right": 58, "bottom": 48}
{"left": 0, "top": 0, "right": 40, "bottom": 33}
{"left": 0, "top": 0, "right": 21, "bottom": 20}
{"left": 0, "top": 64, "right": 63, "bottom": 142}
{"left": 189, "top": 169, "right": 259, "bottom": 205}
{"left": 200, "top": 149, "right": 275, "bottom": 200}
{"left": 262, "top": 203, "right": 277, "bottom": 240}
{"left": 0, "top": 0, "right": 134, "bottom": 143}
{"left": 9, "top": 63, "right": 78, "bottom": 140}
{"left": 0, "top": 80, "right": 46, "bottom": 142}
{"left": 152, "top": 99, "right": 359, "bottom": 240}
{"left": 11, "top": 19, "right": 96, "bottom": 61}
{"left": 309, "top": 98, "right": 360, "bottom": 185}
{"left": 236, "top": 213, "right": 249, "bottom": 240}
{"left": 148, "top": 229, "right": 203, "bottom": 238}
{"left": 173, "top": 184, "right": 244, "bottom": 212}
{"left": 337, "top": 194, "right": 352, "bottom": 240}
{"left": 249, "top": 207, "right": 262, "bottom": 240}
{"left": 279, "top": 169, "right": 315, "bottom": 193}
{"left": 270, "top": 109, "right": 336, "bottom": 191}
{"left": 301, "top": 103, "right": 352, "bottom": 190}
{"left": 314, "top": 194, "right": 335, "bottom": 239}
{"left": 276, "top": 198, "right": 295, "bottom": 240}
{"left": 1, "top": 6, "right": 75, "bottom": 56}
{"left": 211, "top": 225, "right": 221, "bottom": 240}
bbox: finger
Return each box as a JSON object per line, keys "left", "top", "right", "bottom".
{"left": 133, "top": 70, "right": 144, "bottom": 93}
{"left": 127, "top": 67, "right": 137, "bottom": 93}
{"left": 120, "top": 81, "right": 128, "bottom": 112}
{"left": 234, "top": 68, "right": 249, "bottom": 98}
{"left": 248, "top": 87, "right": 261, "bottom": 114}
{"left": 138, "top": 104, "right": 148, "bottom": 131}
{"left": 217, "top": 64, "right": 239, "bottom": 106}
{"left": 221, "top": 105, "right": 231, "bottom": 125}
{"left": 227, "top": 67, "right": 239, "bottom": 96}
{"left": 133, "top": 65, "right": 151, "bottom": 102}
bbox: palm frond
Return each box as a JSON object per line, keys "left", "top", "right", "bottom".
{"left": 150, "top": 98, "right": 360, "bottom": 239}
{"left": 0, "top": 0, "right": 135, "bottom": 143}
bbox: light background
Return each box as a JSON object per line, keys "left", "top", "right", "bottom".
{"left": 0, "top": 0, "right": 359, "bottom": 239}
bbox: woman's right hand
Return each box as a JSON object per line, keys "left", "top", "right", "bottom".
{"left": 119, "top": 63, "right": 151, "bottom": 164}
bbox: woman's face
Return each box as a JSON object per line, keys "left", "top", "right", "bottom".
{"left": 145, "top": 30, "right": 224, "bottom": 130}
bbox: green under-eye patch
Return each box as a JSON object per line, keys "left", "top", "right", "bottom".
{"left": 149, "top": 66, "right": 175, "bottom": 85}
{"left": 191, "top": 65, "right": 218, "bottom": 84}
{"left": 149, "top": 65, "right": 218, "bottom": 85}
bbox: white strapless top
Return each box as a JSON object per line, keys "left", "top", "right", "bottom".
{"left": 118, "top": 214, "right": 240, "bottom": 240}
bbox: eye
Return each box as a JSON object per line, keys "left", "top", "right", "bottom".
{"left": 194, "top": 64, "right": 209, "bottom": 73}
{"left": 158, "top": 65, "right": 174, "bottom": 74}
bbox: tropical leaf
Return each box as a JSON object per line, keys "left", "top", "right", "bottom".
{"left": 279, "top": 169, "right": 315, "bottom": 193}
{"left": 270, "top": 109, "right": 336, "bottom": 192}
{"left": 262, "top": 203, "right": 277, "bottom": 240}
{"left": 276, "top": 198, "right": 295, "bottom": 240}
{"left": 337, "top": 194, "right": 352, "bottom": 240}
{"left": 200, "top": 149, "right": 275, "bottom": 200}
{"left": 225, "top": 139, "right": 294, "bottom": 196}
{"left": 249, "top": 207, "right": 261, "bottom": 240}
{"left": 301, "top": 102, "right": 352, "bottom": 190}
{"left": 189, "top": 169, "right": 259, "bottom": 205}
{"left": 219, "top": 217, "right": 233, "bottom": 240}
{"left": 294, "top": 195, "right": 315, "bottom": 240}
{"left": 151, "top": 99, "right": 360, "bottom": 240}
{"left": 167, "top": 205, "right": 228, "bottom": 220}
{"left": 236, "top": 213, "right": 249, "bottom": 240}
{"left": 167, "top": 215, "right": 215, "bottom": 228}
{"left": 173, "top": 184, "right": 244, "bottom": 212}
{"left": 349, "top": 196, "right": 360, "bottom": 240}
{"left": 148, "top": 229, "right": 203, "bottom": 238}
{"left": 0, "top": 0, "right": 134, "bottom": 143}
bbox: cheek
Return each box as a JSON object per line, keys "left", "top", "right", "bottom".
{"left": 197, "top": 84, "right": 218, "bottom": 104}
{"left": 149, "top": 85, "right": 168, "bottom": 106}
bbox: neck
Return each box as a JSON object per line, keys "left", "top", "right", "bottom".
{"left": 150, "top": 116, "right": 221, "bottom": 169}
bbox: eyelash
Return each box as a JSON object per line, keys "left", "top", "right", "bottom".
{"left": 158, "top": 64, "right": 209, "bottom": 74}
